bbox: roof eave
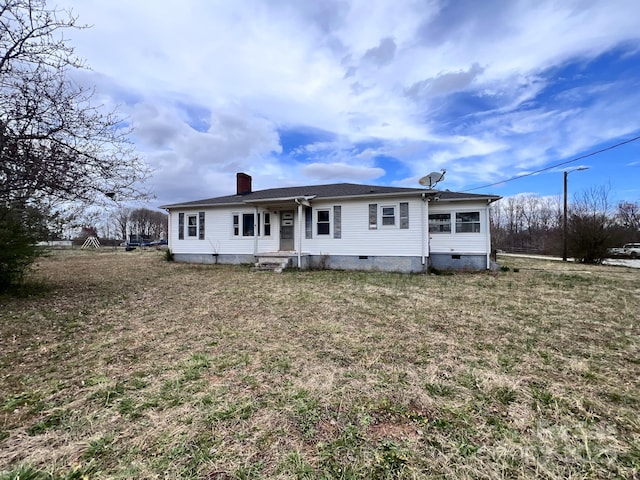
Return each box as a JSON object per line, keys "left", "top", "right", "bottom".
{"left": 437, "top": 195, "right": 502, "bottom": 203}
{"left": 160, "top": 190, "right": 501, "bottom": 209}
{"left": 316, "top": 190, "right": 434, "bottom": 201}
{"left": 243, "top": 195, "right": 318, "bottom": 204}
{"left": 159, "top": 200, "right": 245, "bottom": 209}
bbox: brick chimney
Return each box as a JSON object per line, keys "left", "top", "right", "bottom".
{"left": 236, "top": 172, "right": 252, "bottom": 195}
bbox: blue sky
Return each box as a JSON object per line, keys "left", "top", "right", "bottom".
{"left": 60, "top": 0, "right": 640, "bottom": 207}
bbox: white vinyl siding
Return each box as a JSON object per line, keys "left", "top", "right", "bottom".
{"left": 167, "top": 198, "right": 492, "bottom": 260}
{"left": 169, "top": 208, "right": 278, "bottom": 255}
{"left": 298, "top": 198, "right": 422, "bottom": 257}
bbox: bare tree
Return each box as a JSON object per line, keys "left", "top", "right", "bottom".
{"left": 112, "top": 206, "right": 131, "bottom": 241}
{"left": 491, "top": 194, "right": 563, "bottom": 255}
{"left": 568, "top": 185, "right": 618, "bottom": 263}
{"left": 616, "top": 201, "right": 640, "bottom": 240}
{"left": 0, "top": 0, "right": 150, "bottom": 207}
{"left": 129, "top": 208, "right": 167, "bottom": 240}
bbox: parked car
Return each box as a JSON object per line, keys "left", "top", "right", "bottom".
{"left": 608, "top": 243, "right": 640, "bottom": 258}
{"left": 126, "top": 240, "right": 152, "bottom": 247}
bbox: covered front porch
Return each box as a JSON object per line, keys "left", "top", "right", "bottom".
{"left": 245, "top": 195, "right": 316, "bottom": 268}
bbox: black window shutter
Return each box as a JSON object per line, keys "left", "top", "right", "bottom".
{"left": 369, "top": 204, "right": 377, "bottom": 229}
{"left": 400, "top": 202, "right": 409, "bottom": 229}
{"left": 178, "top": 213, "right": 184, "bottom": 239}
{"left": 305, "top": 207, "right": 312, "bottom": 239}
{"left": 198, "top": 211, "right": 205, "bottom": 239}
{"left": 333, "top": 206, "right": 341, "bottom": 239}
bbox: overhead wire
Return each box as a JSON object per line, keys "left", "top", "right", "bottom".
{"left": 460, "top": 134, "right": 640, "bottom": 193}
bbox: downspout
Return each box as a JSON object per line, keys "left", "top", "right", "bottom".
{"left": 421, "top": 193, "right": 427, "bottom": 266}
{"left": 295, "top": 199, "right": 303, "bottom": 268}
{"left": 165, "top": 209, "right": 171, "bottom": 252}
{"left": 486, "top": 200, "right": 492, "bottom": 269}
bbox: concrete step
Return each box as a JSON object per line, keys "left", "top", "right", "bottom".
{"left": 253, "top": 257, "right": 290, "bottom": 273}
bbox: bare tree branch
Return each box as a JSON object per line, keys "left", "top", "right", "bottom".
{"left": 0, "top": 0, "right": 151, "bottom": 208}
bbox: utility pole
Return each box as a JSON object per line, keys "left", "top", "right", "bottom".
{"left": 563, "top": 171, "right": 568, "bottom": 262}
{"left": 563, "top": 167, "right": 589, "bottom": 262}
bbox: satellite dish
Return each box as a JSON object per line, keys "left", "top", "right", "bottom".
{"left": 419, "top": 169, "right": 446, "bottom": 188}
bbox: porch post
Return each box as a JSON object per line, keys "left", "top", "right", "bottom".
{"left": 254, "top": 206, "right": 259, "bottom": 256}
{"left": 297, "top": 202, "right": 303, "bottom": 268}
{"left": 421, "top": 194, "right": 427, "bottom": 265}
{"left": 486, "top": 203, "right": 491, "bottom": 269}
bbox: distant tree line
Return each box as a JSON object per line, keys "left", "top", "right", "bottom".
{"left": 490, "top": 186, "right": 640, "bottom": 263}
{"left": 108, "top": 207, "right": 168, "bottom": 243}
{"left": 69, "top": 207, "right": 167, "bottom": 246}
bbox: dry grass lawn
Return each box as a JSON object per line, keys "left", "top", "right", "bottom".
{"left": 1, "top": 250, "right": 639, "bottom": 479}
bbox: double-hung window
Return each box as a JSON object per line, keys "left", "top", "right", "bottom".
{"left": 381, "top": 206, "right": 396, "bottom": 226}
{"left": 456, "top": 212, "right": 481, "bottom": 233}
{"left": 187, "top": 215, "right": 197, "bottom": 237}
{"left": 317, "top": 209, "right": 330, "bottom": 235}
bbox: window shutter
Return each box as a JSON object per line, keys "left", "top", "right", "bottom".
{"left": 305, "top": 207, "right": 312, "bottom": 239}
{"left": 333, "top": 206, "right": 341, "bottom": 239}
{"left": 369, "top": 204, "right": 377, "bottom": 229}
{"left": 178, "top": 213, "right": 184, "bottom": 240}
{"left": 400, "top": 202, "right": 409, "bottom": 229}
{"left": 198, "top": 212, "right": 205, "bottom": 239}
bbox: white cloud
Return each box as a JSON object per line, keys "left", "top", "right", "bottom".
{"left": 55, "top": 0, "right": 640, "bottom": 203}
{"left": 302, "top": 162, "right": 385, "bottom": 181}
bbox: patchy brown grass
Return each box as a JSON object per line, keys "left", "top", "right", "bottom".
{"left": 1, "top": 250, "right": 639, "bottom": 479}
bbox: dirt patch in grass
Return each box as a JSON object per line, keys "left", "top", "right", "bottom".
{"left": 1, "top": 250, "right": 639, "bottom": 478}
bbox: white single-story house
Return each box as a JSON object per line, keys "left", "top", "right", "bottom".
{"left": 160, "top": 173, "right": 501, "bottom": 272}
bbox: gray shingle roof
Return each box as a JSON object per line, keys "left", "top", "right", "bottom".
{"left": 160, "top": 182, "right": 500, "bottom": 209}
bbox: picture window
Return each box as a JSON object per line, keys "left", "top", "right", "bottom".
{"left": 456, "top": 211, "right": 481, "bottom": 233}
{"left": 429, "top": 213, "right": 451, "bottom": 233}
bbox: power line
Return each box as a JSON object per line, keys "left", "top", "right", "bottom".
{"left": 461, "top": 134, "right": 640, "bottom": 193}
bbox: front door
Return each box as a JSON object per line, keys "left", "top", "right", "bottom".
{"left": 280, "top": 210, "right": 295, "bottom": 251}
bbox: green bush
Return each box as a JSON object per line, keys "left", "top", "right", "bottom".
{"left": 0, "top": 205, "right": 43, "bottom": 292}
